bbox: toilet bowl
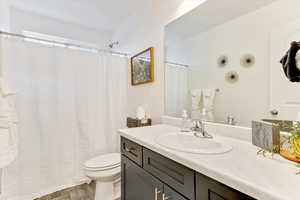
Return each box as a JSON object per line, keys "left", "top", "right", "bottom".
{"left": 84, "top": 153, "right": 121, "bottom": 200}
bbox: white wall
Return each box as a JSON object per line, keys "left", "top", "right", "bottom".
{"left": 0, "top": 0, "right": 10, "bottom": 31}
{"left": 112, "top": 0, "right": 201, "bottom": 123}
{"left": 166, "top": 0, "right": 300, "bottom": 126}
{"left": 9, "top": 8, "right": 112, "bottom": 48}
{"left": 0, "top": 0, "right": 113, "bottom": 48}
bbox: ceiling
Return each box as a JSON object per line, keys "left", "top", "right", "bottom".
{"left": 9, "top": 0, "right": 146, "bottom": 32}
{"left": 166, "top": 0, "right": 278, "bottom": 40}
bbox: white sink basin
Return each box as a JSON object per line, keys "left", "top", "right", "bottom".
{"left": 155, "top": 132, "right": 232, "bottom": 154}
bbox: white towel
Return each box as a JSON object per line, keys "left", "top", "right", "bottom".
{"left": 202, "top": 89, "right": 216, "bottom": 122}
{"left": 191, "top": 89, "right": 202, "bottom": 119}
{"left": 0, "top": 78, "right": 18, "bottom": 169}
{"left": 191, "top": 89, "right": 202, "bottom": 111}
{"left": 202, "top": 89, "right": 216, "bottom": 111}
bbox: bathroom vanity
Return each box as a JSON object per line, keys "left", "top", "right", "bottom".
{"left": 121, "top": 137, "right": 253, "bottom": 200}
{"left": 119, "top": 124, "right": 299, "bottom": 200}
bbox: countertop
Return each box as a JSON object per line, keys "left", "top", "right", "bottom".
{"left": 118, "top": 124, "right": 300, "bottom": 200}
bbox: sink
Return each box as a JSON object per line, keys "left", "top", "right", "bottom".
{"left": 155, "top": 132, "right": 232, "bottom": 154}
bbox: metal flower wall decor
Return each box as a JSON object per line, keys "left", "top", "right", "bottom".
{"left": 241, "top": 54, "right": 255, "bottom": 68}
{"left": 217, "top": 55, "right": 229, "bottom": 67}
{"left": 226, "top": 71, "right": 239, "bottom": 83}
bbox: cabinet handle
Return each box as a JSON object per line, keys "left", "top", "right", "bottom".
{"left": 162, "top": 193, "right": 172, "bottom": 200}
{"left": 125, "top": 147, "right": 136, "bottom": 152}
{"left": 155, "top": 188, "right": 162, "bottom": 200}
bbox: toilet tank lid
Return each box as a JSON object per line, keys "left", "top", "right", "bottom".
{"left": 84, "top": 153, "right": 121, "bottom": 169}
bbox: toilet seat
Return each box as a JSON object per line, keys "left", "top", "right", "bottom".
{"left": 84, "top": 153, "right": 120, "bottom": 171}
{"left": 83, "top": 153, "right": 121, "bottom": 200}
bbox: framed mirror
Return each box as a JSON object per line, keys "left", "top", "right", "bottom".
{"left": 164, "top": 0, "right": 300, "bottom": 127}
{"left": 131, "top": 47, "right": 154, "bottom": 86}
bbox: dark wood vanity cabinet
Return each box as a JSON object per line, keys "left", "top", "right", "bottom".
{"left": 122, "top": 156, "right": 187, "bottom": 200}
{"left": 143, "top": 148, "right": 195, "bottom": 200}
{"left": 122, "top": 156, "right": 164, "bottom": 200}
{"left": 121, "top": 137, "right": 255, "bottom": 200}
{"left": 196, "top": 173, "right": 255, "bottom": 200}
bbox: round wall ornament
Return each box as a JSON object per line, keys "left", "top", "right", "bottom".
{"left": 225, "top": 71, "right": 239, "bottom": 83}
{"left": 217, "top": 55, "right": 228, "bottom": 67}
{"left": 241, "top": 54, "right": 255, "bottom": 68}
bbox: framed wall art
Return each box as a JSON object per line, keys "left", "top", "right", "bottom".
{"left": 131, "top": 47, "right": 154, "bottom": 85}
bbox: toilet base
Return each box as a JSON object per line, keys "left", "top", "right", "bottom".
{"left": 94, "top": 179, "right": 120, "bottom": 200}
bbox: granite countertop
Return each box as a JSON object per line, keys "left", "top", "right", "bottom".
{"left": 118, "top": 124, "right": 299, "bottom": 200}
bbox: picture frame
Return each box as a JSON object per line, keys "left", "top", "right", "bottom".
{"left": 131, "top": 47, "right": 154, "bottom": 85}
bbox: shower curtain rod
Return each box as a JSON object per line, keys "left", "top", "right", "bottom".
{"left": 0, "top": 30, "right": 131, "bottom": 57}
{"left": 166, "top": 61, "right": 189, "bottom": 68}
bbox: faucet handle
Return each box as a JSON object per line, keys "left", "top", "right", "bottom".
{"left": 227, "top": 115, "right": 236, "bottom": 125}
{"left": 195, "top": 120, "right": 201, "bottom": 128}
{"left": 191, "top": 120, "right": 204, "bottom": 132}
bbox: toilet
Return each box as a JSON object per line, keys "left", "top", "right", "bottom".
{"left": 84, "top": 153, "right": 121, "bottom": 200}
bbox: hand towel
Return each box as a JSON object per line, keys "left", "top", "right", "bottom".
{"left": 191, "top": 89, "right": 202, "bottom": 111}
{"left": 202, "top": 89, "right": 216, "bottom": 111}
{"left": 191, "top": 89, "right": 202, "bottom": 120}
{"left": 202, "top": 89, "right": 216, "bottom": 122}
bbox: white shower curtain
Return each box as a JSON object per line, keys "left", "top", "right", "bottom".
{"left": 165, "top": 63, "right": 189, "bottom": 118}
{"left": 0, "top": 37, "right": 128, "bottom": 200}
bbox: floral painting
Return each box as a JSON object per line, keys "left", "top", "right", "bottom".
{"left": 131, "top": 47, "right": 154, "bottom": 85}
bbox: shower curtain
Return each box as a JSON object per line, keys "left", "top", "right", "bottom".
{"left": 0, "top": 36, "right": 128, "bottom": 200}
{"left": 165, "top": 63, "right": 189, "bottom": 118}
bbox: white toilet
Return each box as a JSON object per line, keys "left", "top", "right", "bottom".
{"left": 84, "top": 153, "right": 121, "bottom": 200}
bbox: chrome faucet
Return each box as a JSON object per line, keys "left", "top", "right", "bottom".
{"left": 227, "top": 115, "right": 236, "bottom": 125}
{"left": 191, "top": 120, "right": 213, "bottom": 139}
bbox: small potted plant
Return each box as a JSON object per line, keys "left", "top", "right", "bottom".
{"left": 290, "top": 123, "right": 300, "bottom": 158}
{"left": 258, "top": 122, "right": 300, "bottom": 175}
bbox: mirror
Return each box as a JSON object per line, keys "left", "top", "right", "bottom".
{"left": 131, "top": 47, "right": 154, "bottom": 85}
{"left": 165, "top": 0, "right": 300, "bottom": 127}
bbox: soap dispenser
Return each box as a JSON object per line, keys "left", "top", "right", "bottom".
{"left": 181, "top": 110, "right": 190, "bottom": 132}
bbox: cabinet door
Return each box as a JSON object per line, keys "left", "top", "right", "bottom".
{"left": 163, "top": 185, "right": 188, "bottom": 200}
{"left": 122, "top": 155, "right": 163, "bottom": 200}
{"left": 196, "top": 173, "right": 255, "bottom": 200}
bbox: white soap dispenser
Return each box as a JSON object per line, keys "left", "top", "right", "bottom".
{"left": 181, "top": 110, "right": 190, "bottom": 132}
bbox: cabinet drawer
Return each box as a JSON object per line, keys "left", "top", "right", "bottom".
{"left": 121, "top": 137, "right": 143, "bottom": 167}
{"left": 196, "top": 173, "right": 255, "bottom": 200}
{"left": 143, "top": 148, "right": 195, "bottom": 200}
